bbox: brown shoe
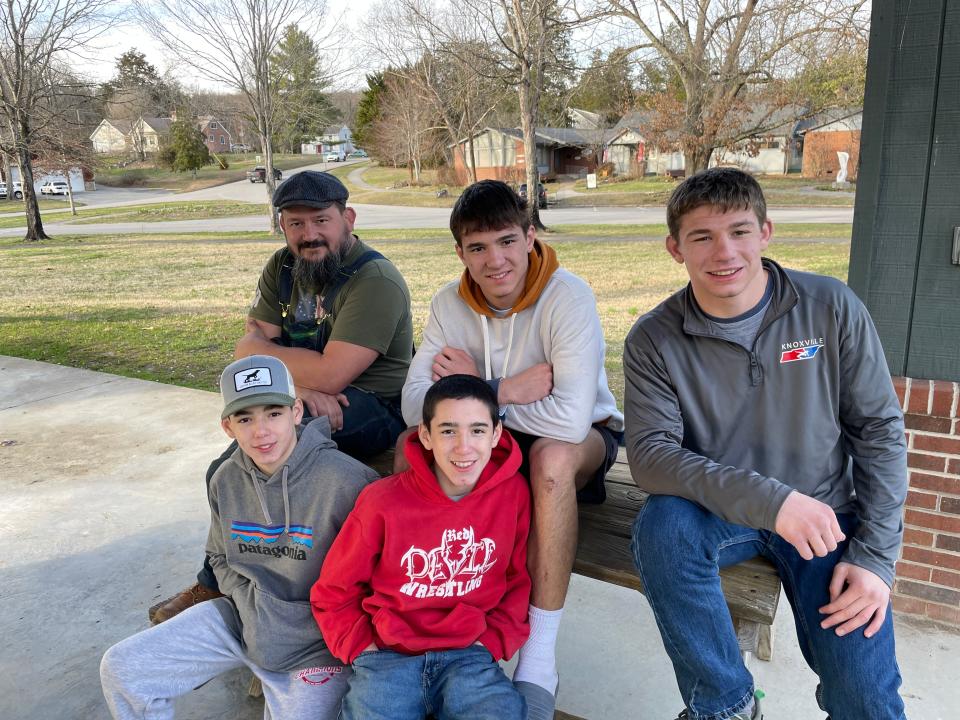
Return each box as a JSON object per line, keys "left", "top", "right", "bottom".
{"left": 148, "top": 582, "right": 224, "bottom": 625}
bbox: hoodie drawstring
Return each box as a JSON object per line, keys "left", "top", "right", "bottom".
{"left": 479, "top": 313, "right": 517, "bottom": 380}
{"left": 248, "top": 464, "right": 291, "bottom": 536}
{"left": 281, "top": 465, "right": 290, "bottom": 536}
{"left": 250, "top": 467, "right": 272, "bottom": 524}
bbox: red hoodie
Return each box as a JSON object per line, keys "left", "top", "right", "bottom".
{"left": 311, "top": 430, "right": 531, "bottom": 664}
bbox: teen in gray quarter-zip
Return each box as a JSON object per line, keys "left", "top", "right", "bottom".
{"left": 624, "top": 168, "right": 907, "bottom": 720}
{"left": 624, "top": 258, "right": 907, "bottom": 586}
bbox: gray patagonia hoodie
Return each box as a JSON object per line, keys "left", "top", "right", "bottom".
{"left": 205, "top": 418, "right": 379, "bottom": 672}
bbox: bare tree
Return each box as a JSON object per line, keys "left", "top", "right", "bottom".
{"left": 597, "top": 0, "right": 869, "bottom": 173}
{"left": 137, "top": 0, "right": 323, "bottom": 233}
{"left": 365, "top": 0, "right": 509, "bottom": 184}
{"left": 373, "top": 74, "right": 441, "bottom": 184}
{"left": 0, "top": 0, "right": 115, "bottom": 241}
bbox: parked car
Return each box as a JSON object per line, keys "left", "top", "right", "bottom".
{"left": 323, "top": 150, "right": 344, "bottom": 162}
{"left": 347, "top": 149, "right": 368, "bottom": 158}
{"left": 518, "top": 182, "right": 547, "bottom": 209}
{"left": 230, "top": 143, "right": 252, "bottom": 152}
{"left": 246, "top": 166, "right": 282, "bottom": 183}
{"left": 0, "top": 181, "right": 24, "bottom": 200}
{"left": 40, "top": 180, "right": 70, "bottom": 196}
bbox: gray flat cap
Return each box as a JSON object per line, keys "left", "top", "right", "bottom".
{"left": 272, "top": 170, "right": 349, "bottom": 210}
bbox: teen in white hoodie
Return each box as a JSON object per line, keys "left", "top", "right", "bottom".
{"left": 400, "top": 180, "right": 623, "bottom": 720}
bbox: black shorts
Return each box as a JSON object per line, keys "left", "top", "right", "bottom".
{"left": 507, "top": 423, "right": 622, "bottom": 505}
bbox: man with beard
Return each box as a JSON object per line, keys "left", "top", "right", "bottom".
{"left": 149, "top": 171, "right": 413, "bottom": 625}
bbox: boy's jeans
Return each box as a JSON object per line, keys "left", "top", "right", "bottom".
{"left": 341, "top": 645, "right": 525, "bottom": 720}
{"left": 632, "top": 495, "right": 905, "bottom": 720}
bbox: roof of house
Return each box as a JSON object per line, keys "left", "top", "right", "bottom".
{"left": 797, "top": 108, "right": 863, "bottom": 134}
{"left": 140, "top": 117, "right": 172, "bottom": 133}
{"left": 453, "top": 126, "right": 612, "bottom": 149}
{"left": 95, "top": 118, "right": 133, "bottom": 135}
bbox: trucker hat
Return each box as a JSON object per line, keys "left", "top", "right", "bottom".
{"left": 220, "top": 355, "right": 296, "bottom": 419}
{"left": 272, "top": 170, "right": 349, "bottom": 210}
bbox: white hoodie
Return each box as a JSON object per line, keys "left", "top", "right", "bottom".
{"left": 402, "top": 269, "right": 623, "bottom": 444}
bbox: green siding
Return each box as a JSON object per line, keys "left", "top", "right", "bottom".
{"left": 850, "top": 0, "right": 960, "bottom": 382}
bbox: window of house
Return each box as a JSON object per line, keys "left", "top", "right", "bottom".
{"left": 210, "top": 122, "right": 218, "bottom": 129}
{"left": 209, "top": 135, "right": 215, "bottom": 143}
{"left": 220, "top": 135, "right": 225, "bottom": 144}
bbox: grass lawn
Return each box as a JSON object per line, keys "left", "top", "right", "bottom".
{"left": 567, "top": 174, "right": 856, "bottom": 207}
{"left": 0, "top": 198, "right": 85, "bottom": 213}
{"left": 0, "top": 201, "right": 266, "bottom": 229}
{"left": 94, "top": 153, "right": 323, "bottom": 191}
{"left": 0, "top": 230, "right": 852, "bottom": 404}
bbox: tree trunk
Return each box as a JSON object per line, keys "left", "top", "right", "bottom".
{"left": 517, "top": 79, "right": 544, "bottom": 231}
{"left": 63, "top": 166, "right": 77, "bottom": 216}
{"left": 259, "top": 118, "right": 280, "bottom": 235}
{"left": 464, "top": 105, "right": 477, "bottom": 185}
{"left": 16, "top": 115, "right": 47, "bottom": 241}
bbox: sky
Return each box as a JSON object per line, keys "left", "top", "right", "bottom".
{"left": 74, "top": 0, "right": 373, "bottom": 92}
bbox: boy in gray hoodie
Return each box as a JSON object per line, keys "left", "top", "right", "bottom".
{"left": 100, "top": 355, "right": 378, "bottom": 720}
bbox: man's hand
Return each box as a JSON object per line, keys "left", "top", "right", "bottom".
{"left": 432, "top": 346, "right": 480, "bottom": 380}
{"left": 235, "top": 317, "right": 274, "bottom": 358}
{"left": 820, "top": 562, "right": 891, "bottom": 638}
{"left": 499, "top": 363, "right": 553, "bottom": 405}
{"left": 296, "top": 386, "right": 349, "bottom": 431}
{"left": 774, "top": 490, "right": 845, "bottom": 560}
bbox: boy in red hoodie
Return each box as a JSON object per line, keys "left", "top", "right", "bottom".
{"left": 311, "top": 374, "right": 531, "bottom": 719}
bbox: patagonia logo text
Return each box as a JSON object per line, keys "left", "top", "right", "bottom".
{"left": 780, "top": 337, "right": 824, "bottom": 364}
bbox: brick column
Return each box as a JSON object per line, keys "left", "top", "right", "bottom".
{"left": 891, "top": 378, "right": 960, "bottom": 626}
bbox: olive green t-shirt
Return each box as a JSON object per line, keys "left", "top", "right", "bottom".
{"left": 248, "top": 238, "right": 413, "bottom": 400}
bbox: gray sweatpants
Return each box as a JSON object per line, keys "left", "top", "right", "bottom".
{"left": 100, "top": 600, "right": 348, "bottom": 720}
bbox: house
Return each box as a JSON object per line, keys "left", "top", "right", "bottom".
{"left": 797, "top": 109, "right": 862, "bottom": 180}
{"left": 301, "top": 125, "right": 354, "bottom": 155}
{"left": 605, "top": 106, "right": 808, "bottom": 177}
{"left": 605, "top": 112, "right": 683, "bottom": 176}
{"left": 450, "top": 126, "right": 613, "bottom": 183}
{"left": 89, "top": 119, "right": 132, "bottom": 153}
{"left": 710, "top": 105, "right": 805, "bottom": 175}
{"left": 197, "top": 116, "right": 234, "bottom": 154}
{"left": 128, "top": 117, "right": 172, "bottom": 155}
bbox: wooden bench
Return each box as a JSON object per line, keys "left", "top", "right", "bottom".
{"left": 576, "top": 448, "right": 781, "bottom": 662}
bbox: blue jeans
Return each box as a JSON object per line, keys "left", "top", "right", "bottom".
{"left": 341, "top": 646, "right": 525, "bottom": 720}
{"left": 632, "top": 495, "right": 905, "bottom": 720}
{"left": 196, "top": 386, "right": 403, "bottom": 589}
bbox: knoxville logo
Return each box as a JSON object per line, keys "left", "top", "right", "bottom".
{"left": 780, "top": 337, "right": 825, "bottom": 364}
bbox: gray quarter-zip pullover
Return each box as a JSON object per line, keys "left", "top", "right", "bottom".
{"left": 624, "top": 259, "right": 907, "bottom": 585}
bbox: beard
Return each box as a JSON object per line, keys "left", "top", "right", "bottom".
{"left": 291, "top": 235, "right": 352, "bottom": 294}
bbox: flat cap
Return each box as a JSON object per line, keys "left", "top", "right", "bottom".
{"left": 272, "top": 170, "right": 349, "bottom": 210}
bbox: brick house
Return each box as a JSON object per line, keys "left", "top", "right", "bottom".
{"left": 450, "top": 127, "right": 611, "bottom": 184}
{"left": 798, "top": 109, "right": 862, "bottom": 181}
{"left": 197, "top": 116, "right": 234, "bottom": 154}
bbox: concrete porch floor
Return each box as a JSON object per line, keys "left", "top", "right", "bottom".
{"left": 0, "top": 355, "right": 956, "bottom": 720}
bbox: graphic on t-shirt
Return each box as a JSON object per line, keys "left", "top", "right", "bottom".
{"left": 285, "top": 294, "right": 328, "bottom": 349}
{"left": 399, "top": 526, "right": 497, "bottom": 599}
{"left": 231, "top": 520, "right": 314, "bottom": 548}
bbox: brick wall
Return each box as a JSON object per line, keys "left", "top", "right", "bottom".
{"left": 801, "top": 130, "right": 861, "bottom": 180}
{"left": 891, "top": 377, "right": 960, "bottom": 626}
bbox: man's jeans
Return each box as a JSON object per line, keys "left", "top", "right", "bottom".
{"left": 632, "top": 495, "right": 905, "bottom": 720}
{"left": 341, "top": 646, "right": 525, "bottom": 720}
{"left": 196, "top": 385, "right": 403, "bottom": 590}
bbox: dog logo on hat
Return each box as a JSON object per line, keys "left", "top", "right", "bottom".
{"left": 233, "top": 367, "right": 273, "bottom": 391}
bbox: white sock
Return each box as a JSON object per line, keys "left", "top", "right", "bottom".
{"left": 513, "top": 605, "right": 562, "bottom": 695}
